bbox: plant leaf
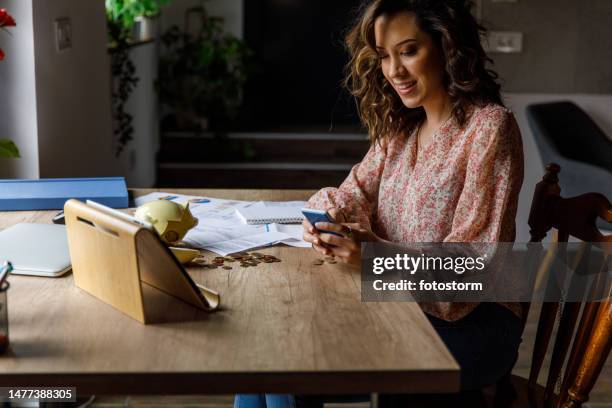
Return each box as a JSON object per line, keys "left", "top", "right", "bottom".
{"left": 0, "top": 139, "right": 20, "bottom": 158}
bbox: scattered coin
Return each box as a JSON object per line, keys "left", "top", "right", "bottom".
{"left": 191, "top": 251, "right": 284, "bottom": 270}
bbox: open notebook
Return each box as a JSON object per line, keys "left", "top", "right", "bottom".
{"left": 236, "top": 207, "right": 304, "bottom": 225}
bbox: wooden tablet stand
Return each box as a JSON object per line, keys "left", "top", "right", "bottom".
{"left": 64, "top": 199, "right": 220, "bottom": 324}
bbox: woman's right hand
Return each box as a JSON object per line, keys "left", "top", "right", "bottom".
{"left": 302, "top": 208, "right": 345, "bottom": 257}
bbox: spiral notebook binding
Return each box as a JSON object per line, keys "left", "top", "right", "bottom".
{"left": 247, "top": 216, "right": 302, "bottom": 225}
{"left": 236, "top": 208, "right": 304, "bottom": 225}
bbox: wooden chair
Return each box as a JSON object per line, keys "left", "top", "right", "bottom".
{"left": 484, "top": 163, "right": 612, "bottom": 408}
{"left": 377, "top": 163, "right": 611, "bottom": 408}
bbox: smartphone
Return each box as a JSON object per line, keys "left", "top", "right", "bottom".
{"left": 301, "top": 208, "right": 342, "bottom": 237}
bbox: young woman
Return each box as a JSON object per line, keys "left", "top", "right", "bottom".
{"left": 235, "top": 0, "right": 524, "bottom": 406}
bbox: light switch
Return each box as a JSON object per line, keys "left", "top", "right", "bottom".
{"left": 55, "top": 18, "right": 72, "bottom": 52}
{"left": 483, "top": 31, "right": 523, "bottom": 53}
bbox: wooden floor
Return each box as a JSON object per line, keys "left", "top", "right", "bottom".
{"left": 88, "top": 304, "right": 611, "bottom": 407}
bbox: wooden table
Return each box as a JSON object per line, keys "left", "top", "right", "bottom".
{"left": 0, "top": 189, "right": 459, "bottom": 395}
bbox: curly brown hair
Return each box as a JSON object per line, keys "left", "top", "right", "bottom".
{"left": 345, "top": 0, "right": 503, "bottom": 143}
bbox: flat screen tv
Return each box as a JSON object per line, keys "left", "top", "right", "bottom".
{"left": 241, "top": 0, "right": 363, "bottom": 132}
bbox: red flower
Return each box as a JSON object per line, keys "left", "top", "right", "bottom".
{"left": 0, "top": 9, "right": 15, "bottom": 61}
{"left": 0, "top": 9, "right": 16, "bottom": 27}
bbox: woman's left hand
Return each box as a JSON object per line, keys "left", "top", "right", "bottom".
{"left": 312, "top": 222, "right": 381, "bottom": 265}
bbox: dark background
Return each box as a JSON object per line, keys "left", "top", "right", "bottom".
{"left": 241, "top": 0, "right": 363, "bottom": 132}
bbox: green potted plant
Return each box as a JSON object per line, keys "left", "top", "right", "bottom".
{"left": 0, "top": 8, "right": 19, "bottom": 159}
{"left": 106, "top": 0, "right": 169, "bottom": 41}
{"left": 106, "top": 2, "right": 138, "bottom": 157}
{"left": 158, "top": 6, "right": 252, "bottom": 132}
{"left": 106, "top": 0, "right": 170, "bottom": 156}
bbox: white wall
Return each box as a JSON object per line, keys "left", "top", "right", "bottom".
{"left": 483, "top": 0, "right": 612, "bottom": 93}
{"left": 0, "top": 0, "right": 39, "bottom": 178}
{"left": 504, "top": 93, "right": 612, "bottom": 242}
{"left": 32, "top": 0, "right": 116, "bottom": 179}
{"left": 0, "top": 0, "right": 118, "bottom": 179}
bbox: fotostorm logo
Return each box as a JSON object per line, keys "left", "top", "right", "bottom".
{"left": 371, "top": 253, "right": 487, "bottom": 275}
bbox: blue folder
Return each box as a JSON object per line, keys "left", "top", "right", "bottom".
{"left": 0, "top": 177, "right": 129, "bottom": 210}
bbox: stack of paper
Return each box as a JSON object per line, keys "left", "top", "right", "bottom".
{"left": 134, "top": 192, "right": 310, "bottom": 256}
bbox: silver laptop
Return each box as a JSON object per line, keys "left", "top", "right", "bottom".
{"left": 0, "top": 223, "right": 71, "bottom": 277}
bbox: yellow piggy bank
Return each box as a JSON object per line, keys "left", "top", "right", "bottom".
{"left": 134, "top": 200, "right": 198, "bottom": 245}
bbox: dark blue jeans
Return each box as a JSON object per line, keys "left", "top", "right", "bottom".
{"left": 295, "top": 302, "right": 523, "bottom": 407}
{"left": 234, "top": 394, "right": 296, "bottom": 408}
{"left": 423, "top": 302, "right": 522, "bottom": 390}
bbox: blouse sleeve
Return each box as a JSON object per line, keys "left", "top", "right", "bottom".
{"left": 306, "top": 141, "right": 387, "bottom": 230}
{"left": 443, "top": 108, "right": 524, "bottom": 243}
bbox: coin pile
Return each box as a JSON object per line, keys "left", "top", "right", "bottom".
{"left": 313, "top": 256, "right": 338, "bottom": 266}
{"left": 190, "top": 257, "right": 219, "bottom": 269}
{"left": 190, "top": 252, "right": 281, "bottom": 269}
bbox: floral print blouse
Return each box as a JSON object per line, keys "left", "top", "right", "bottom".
{"left": 307, "top": 104, "right": 524, "bottom": 322}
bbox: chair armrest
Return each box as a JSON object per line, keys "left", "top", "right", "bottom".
{"left": 547, "top": 158, "right": 612, "bottom": 199}
{"left": 545, "top": 158, "right": 612, "bottom": 231}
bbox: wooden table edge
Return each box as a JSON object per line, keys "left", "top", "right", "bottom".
{"left": 0, "top": 370, "right": 460, "bottom": 395}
